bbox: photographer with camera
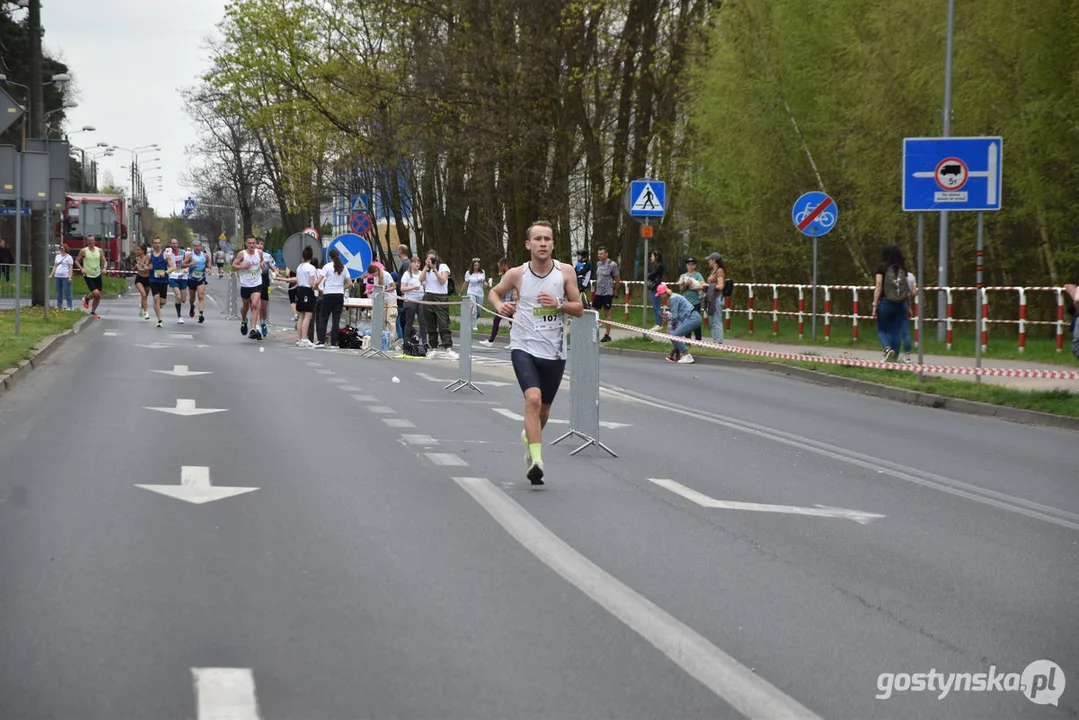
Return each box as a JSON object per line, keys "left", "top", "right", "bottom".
{"left": 419, "top": 250, "right": 455, "bottom": 358}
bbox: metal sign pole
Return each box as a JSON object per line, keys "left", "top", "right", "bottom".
{"left": 811, "top": 236, "right": 818, "bottom": 341}
{"left": 917, "top": 213, "right": 925, "bottom": 381}
{"left": 642, "top": 221, "right": 650, "bottom": 329}
{"left": 975, "top": 211, "right": 984, "bottom": 383}
{"left": 14, "top": 151, "right": 22, "bottom": 334}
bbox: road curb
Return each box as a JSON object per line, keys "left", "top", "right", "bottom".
{"left": 0, "top": 314, "right": 95, "bottom": 398}
{"left": 600, "top": 346, "right": 1079, "bottom": 432}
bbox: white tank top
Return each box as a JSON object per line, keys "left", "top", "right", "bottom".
{"left": 509, "top": 260, "right": 567, "bottom": 360}
{"left": 237, "top": 250, "right": 264, "bottom": 288}
{"left": 168, "top": 249, "right": 188, "bottom": 279}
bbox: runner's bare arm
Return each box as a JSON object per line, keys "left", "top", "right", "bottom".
{"left": 489, "top": 266, "right": 522, "bottom": 316}
{"left": 230, "top": 253, "right": 244, "bottom": 271}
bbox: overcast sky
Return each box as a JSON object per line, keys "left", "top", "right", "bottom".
{"left": 42, "top": 0, "right": 226, "bottom": 217}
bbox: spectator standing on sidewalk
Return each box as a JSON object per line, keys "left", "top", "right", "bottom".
{"left": 463, "top": 258, "right": 486, "bottom": 331}
{"left": 872, "top": 244, "right": 910, "bottom": 363}
{"left": 419, "top": 250, "right": 455, "bottom": 356}
{"left": 0, "top": 239, "right": 13, "bottom": 284}
{"left": 50, "top": 243, "right": 74, "bottom": 310}
{"left": 647, "top": 251, "right": 666, "bottom": 330}
{"left": 656, "top": 283, "right": 701, "bottom": 364}
{"left": 395, "top": 244, "right": 411, "bottom": 342}
{"left": 574, "top": 249, "right": 592, "bottom": 308}
{"left": 399, "top": 256, "right": 426, "bottom": 342}
{"left": 594, "top": 246, "right": 620, "bottom": 342}
{"left": 704, "top": 252, "right": 727, "bottom": 345}
{"left": 677, "top": 257, "right": 705, "bottom": 341}
{"left": 481, "top": 257, "right": 514, "bottom": 347}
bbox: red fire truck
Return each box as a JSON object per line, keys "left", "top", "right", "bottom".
{"left": 55, "top": 193, "right": 128, "bottom": 271}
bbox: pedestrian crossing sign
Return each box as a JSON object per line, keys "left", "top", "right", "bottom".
{"left": 627, "top": 180, "right": 665, "bottom": 218}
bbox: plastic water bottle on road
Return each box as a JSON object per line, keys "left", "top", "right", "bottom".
{"left": 381, "top": 329, "right": 391, "bottom": 351}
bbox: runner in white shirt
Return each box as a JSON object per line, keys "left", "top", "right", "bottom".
{"left": 488, "top": 220, "right": 584, "bottom": 485}
{"left": 166, "top": 238, "right": 189, "bottom": 324}
{"left": 230, "top": 235, "right": 266, "bottom": 341}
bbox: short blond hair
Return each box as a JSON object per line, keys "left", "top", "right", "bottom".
{"left": 527, "top": 220, "right": 553, "bottom": 240}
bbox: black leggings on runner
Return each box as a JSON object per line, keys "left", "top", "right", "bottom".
{"left": 318, "top": 294, "right": 344, "bottom": 345}
{"left": 511, "top": 349, "right": 566, "bottom": 406}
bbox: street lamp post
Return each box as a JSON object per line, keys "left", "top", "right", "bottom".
{"left": 111, "top": 144, "right": 159, "bottom": 257}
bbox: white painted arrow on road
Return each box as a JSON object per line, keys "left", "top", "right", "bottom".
{"left": 192, "top": 667, "right": 262, "bottom": 720}
{"left": 150, "top": 365, "right": 212, "bottom": 378}
{"left": 649, "top": 478, "right": 885, "bottom": 525}
{"left": 134, "top": 342, "right": 172, "bottom": 349}
{"left": 145, "top": 399, "right": 228, "bottom": 417}
{"left": 137, "top": 466, "right": 258, "bottom": 505}
{"left": 492, "top": 407, "right": 631, "bottom": 429}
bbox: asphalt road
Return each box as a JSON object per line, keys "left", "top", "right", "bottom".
{"left": 0, "top": 291, "right": 1075, "bottom": 720}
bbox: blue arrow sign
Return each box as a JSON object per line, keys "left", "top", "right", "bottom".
{"left": 903, "top": 137, "right": 1002, "bottom": 212}
{"left": 327, "top": 233, "right": 372, "bottom": 280}
{"left": 628, "top": 180, "right": 665, "bottom": 218}
{"left": 792, "top": 191, "right": 838, "bottom": 237}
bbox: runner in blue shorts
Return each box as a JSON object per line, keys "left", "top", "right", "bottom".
{"left": 184, "top": 239, "right": 210, "bottom": 324}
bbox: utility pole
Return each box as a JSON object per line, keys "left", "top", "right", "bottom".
{"left": 28, "top": 0, "right": 47, "bottom": 306}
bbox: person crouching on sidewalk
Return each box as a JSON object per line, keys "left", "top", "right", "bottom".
{"left": 655, "top": 283, "right": 701, "bottom": 364}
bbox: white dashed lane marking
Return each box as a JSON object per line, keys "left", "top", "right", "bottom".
{"left": 383, "top": 418, "right": 415, "bottom": 428}
{"left": 426, "top": 453, "right": 467, "bottom": 466}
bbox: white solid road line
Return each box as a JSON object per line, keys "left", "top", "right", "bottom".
{"left": 649, "top": 478, "right": 886, "bottom": 525}
{"left": 136, "top": 466, "right": 259, "bottom": 505}
{"left": 145, "top": 399, "right": 228, "bottom": 417}
{"left": 103, "top": 330, "right": 120, "bottom": 337}
{"left": 169, "top": 333, "right": 195, "bottom": 340}
{"left": 491, "top": 407, "right": 631, "bottom": 429}
{"left": 383, "top": 418, "right": 415, "bottom": 428}
{"left": 427, "top": 453, "right": 467, "bottom": 466}
{"left": 453, "top": 477, "right": 822, "bottom": 720}
{"left": 150, "top": 365, "right": 212, "bottom": 377}
{"left": 305, "top": 362, "right": 323, "bottom": 367}
{"left": 192, "top": 667, "right": 262, "bottom": 720}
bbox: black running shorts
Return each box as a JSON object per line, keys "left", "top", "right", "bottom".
{"left": 592, "top": 294, "right": 613, "bottom": 310}
{"left": 511, "top": 349, "right": 567, "bottom": 406}
{"left": 85, "top": 275, "right": 103, "bottom": 293}
{"left": 149, "top": 282, "right": 168, "bottom": 299}
{"left": 241, "top": 285, "right": 261, "bottom": 300}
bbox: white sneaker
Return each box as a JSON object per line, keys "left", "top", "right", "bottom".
{"left": 677, "top": 353, "right": 695, "bottom": 364}
{"left": 478, "top": 339, "right": 493, "bottom": 347}
{"left": 177, "top": 317, "right": 184, "bottom": 324}
{"left": 650, "top": 324, "right": 661, "bottom": 332}
{"left": 426, "top": 349, "right": 439, "bottom": 359}
{"left": 445, "top": 349, "right": 459, "bottom": 360}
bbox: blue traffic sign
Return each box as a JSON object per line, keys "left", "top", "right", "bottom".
{"left": 903, "top": 137, "right": 1002, "bottom": 212}
{"left": 0, "top": 206, "right": 30, "bottom": 216}
{"left": 327, "top": 233, "right": 372, "bottom": 280}
{"left": 792, "top": 191, "right": 838, "bottom": 237}
{"left": 350, "top": 211, "right": 372, "bottom": 235}
{"left": 627, "top": 180, "right": 665, "bottom": 218}
{"left": 350, "top": 194, "right": 368, "bottom": 213}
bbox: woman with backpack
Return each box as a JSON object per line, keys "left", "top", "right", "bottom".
{"left": 704, "top": 252, "right": 729, "bottom": 344}
{"left": 872, "top": 244, "right": 911, "bottom": 363}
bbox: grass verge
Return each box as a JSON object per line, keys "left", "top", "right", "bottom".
{"left": 0, "top": 309, "right": 85, "bottom": 372}
{"left": 606, "top": 336, "right": 1079, "bottom": 418}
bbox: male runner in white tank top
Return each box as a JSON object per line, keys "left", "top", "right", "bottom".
{"left": 488, "top": 220, "right": 584, "bottom": 485}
